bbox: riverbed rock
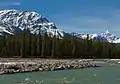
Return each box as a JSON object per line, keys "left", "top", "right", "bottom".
{"left": 0, "top": 59, "right": 98, "bottom": 74}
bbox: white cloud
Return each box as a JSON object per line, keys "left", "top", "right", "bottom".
{"left": 0, "top": 2, "right": 20, "bottom": 7}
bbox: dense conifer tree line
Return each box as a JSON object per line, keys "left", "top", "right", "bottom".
{"left": 0, "top": 30, "right": 120, "bottom": 59}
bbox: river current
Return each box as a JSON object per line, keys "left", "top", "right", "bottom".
{"left": 0, "top": 62, "right": 120, "bottom": 84}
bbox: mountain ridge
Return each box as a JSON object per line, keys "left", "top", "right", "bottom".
{"left": 70, "top": 30, "right": 120, "bottom": 43}
{"left": 0, "top": 9, "right": 64, "bottom": 38}
{"left": 0, "top": 9, "right": 120, "bottom": 43}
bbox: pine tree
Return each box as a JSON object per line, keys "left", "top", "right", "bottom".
{"left": 20, "top": 36, "right": 23, "bottom": 57}
{"left": 55, "top": 38, "right": 61, "bottom": 58}
{"left": 41, "top": 33, "right": 45, "bottom": 57}
{"left": 2, "top": 35, "right": 7, "bottom": 57}
{"left": 71, "top": 38, "right": 75, "bottom": 57}
{"left": 28, "top": 33, "right": 31, "bottom": 56}
{"left": 36, "top": 27, "right": 41, "bottom": 56}
{"left": 51, "top": 35, "right": 56, "bottom": 58}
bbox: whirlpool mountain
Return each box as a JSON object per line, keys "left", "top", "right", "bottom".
{"left": 0, "top": 9, "right": 64, "bottom": 38}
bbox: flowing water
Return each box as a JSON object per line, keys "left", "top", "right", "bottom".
{"left": 0, "top": 62, "right": 120, "bottom": 84}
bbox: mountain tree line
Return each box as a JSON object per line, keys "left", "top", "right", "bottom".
{"left": 0, "top": 30, "right": 120, "bottom": 59}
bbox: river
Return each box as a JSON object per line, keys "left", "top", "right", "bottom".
{"left": 0, "top": 62, "right": 120, "bottom": 84}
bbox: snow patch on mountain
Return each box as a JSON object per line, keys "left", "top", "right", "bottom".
{"left": 70, "top": 30, "right": 120, "bottom": 43}
{"left": 0, "top": 9, "right": 120, "bottom": 43}
{"left": 0, "top": 9, "right": 64, "bottom": 38}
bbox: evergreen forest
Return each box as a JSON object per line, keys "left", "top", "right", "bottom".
{"left": 0, "top": 29, "right": 120, "bottom": 59}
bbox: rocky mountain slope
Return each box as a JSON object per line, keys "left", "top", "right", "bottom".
{"left": 70, "top": 30, "right": 120, "bottom": 43}
{"left": 0, "top": 9, "right": 64, "bottom": 38}
{"left": 0, "top": 9, "right": 120, "bottom": 43}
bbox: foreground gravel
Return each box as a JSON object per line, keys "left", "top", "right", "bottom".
{"left": 0, "top": 58, "right": 98, "bottom": 74}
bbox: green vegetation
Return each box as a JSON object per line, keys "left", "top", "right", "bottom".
{"left": 0, "top": 30, "right": 120, "bottom": 59}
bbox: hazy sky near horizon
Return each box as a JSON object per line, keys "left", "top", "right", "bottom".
{"left": 0, "top": 0, "right": 120, "bottom": 36}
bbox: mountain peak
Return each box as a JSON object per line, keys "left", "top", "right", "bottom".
{"left": 0, "top": 9, "right": 64, "bottom": 38}
{"left": 105, "top": 30, "right": 109, "bottom": 34}
{"left": 70, "top": 31, "right": 120, "bottom": 43}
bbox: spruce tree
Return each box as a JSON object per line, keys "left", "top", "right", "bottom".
{"left": 41, "top": 33, "right": 45, "bottom": 57}
{"left": 51, "top": 35, "right": 56, "bottom": 58}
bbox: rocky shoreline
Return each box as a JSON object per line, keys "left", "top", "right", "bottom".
{"left": 0, "top": 59, "right": 98, "bottom": 75}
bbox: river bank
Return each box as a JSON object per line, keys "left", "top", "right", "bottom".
{"left": 0, "top": 58, "right": 97, "bottom": 75}
{"left": 0, "top": 60, "right": 120, "bottom": 84}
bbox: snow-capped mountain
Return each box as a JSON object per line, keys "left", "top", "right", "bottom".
{"left": 0, "top": 9, "right": 120, "bottom": 43}
{"left": 70, "top": 30, "right": 120, "bottom": 43}
{"left": 0, "top": 9, "right": 64, "bottom": 38}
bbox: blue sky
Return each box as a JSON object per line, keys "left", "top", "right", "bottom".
{"left": 0, "top": 0, "right": 120, "bottom": 36}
